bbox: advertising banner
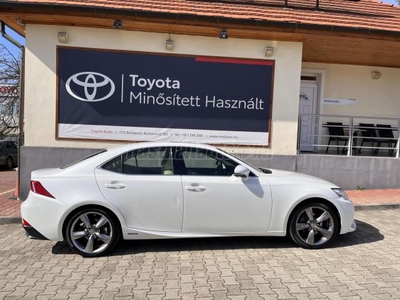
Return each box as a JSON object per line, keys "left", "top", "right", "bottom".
{"left": 57, "top": 48, "right": 274, "bottom": 145}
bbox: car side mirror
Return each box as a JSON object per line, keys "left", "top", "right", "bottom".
{"left": 234, "top": 165, "right": 250, "bottom": 178}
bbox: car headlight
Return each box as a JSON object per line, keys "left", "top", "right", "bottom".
{"left": 331, "top": 188, "right": 350, "bottom": 201}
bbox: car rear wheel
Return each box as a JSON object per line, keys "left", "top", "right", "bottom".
{"left": 65, "top": 208, "right": 120, "bottom": 257}
{"left": 5, "top": 157, "right": 13, "bottom": 170}
{"left": 289, "top": 202, "right": 339, "bottom": 249}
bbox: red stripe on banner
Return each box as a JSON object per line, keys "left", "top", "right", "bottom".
{"left": 195, "top": 57, "right": 274, "bottom": 66}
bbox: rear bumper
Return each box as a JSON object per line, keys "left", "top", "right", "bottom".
{"left": 22, "top": 225, "right": 49, "bottom": 240}
{"left": 21, "top": 191, "right": 66, "bottom": 241}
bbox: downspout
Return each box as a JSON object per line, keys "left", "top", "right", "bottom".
{"left": 1, "top": 21, "right": 25, "bottom": 200}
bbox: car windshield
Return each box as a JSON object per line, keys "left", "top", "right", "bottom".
{"left": 60, "top": 150, "right": 107, "bottom": 169}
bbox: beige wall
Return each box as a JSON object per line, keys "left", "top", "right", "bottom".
{"left": 24, "top": 25, "right": 303, "bottom": 155}
{"left": 301, "top": 63, "right": 400, "bottom": 149}
{"left": 303, "top": 62, "right": 400, "bottom": 119}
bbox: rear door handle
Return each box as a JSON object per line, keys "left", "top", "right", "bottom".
{"left": 105, "top": 182, "right": 127, "bottom": 190}
{"left": 185, "top": 185, "right": 207, "bottom": 192}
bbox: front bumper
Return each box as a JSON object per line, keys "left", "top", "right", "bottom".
{"left": 337, "top": 198, "right": 356, "bottom": 234}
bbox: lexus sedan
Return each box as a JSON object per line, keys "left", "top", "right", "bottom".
{"left": 21, "top": 142, "right": 356, "bottom": 256}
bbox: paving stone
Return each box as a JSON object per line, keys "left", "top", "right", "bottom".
{"left": 227, "top": 296, "right": 246, "bottom": 300}
{"left": 225, "top": 285, "right": 246, "bottom": 296}
{"left": 209, "top": 280, "right": 227, "bottom": 292}
{"left": 68, "top": 293, "right": 87, "bottom": 300}
{"left": 194, "top": 277, "right": 209, "bottom": 287}
{"left": 163, "top": 288, "right": 180, "bottom": 299}
{"left": 148, "top": 284, "right": 166, "bottom": 295}
{"left": 0, "top": 210, "right": 400, "bottom": 300}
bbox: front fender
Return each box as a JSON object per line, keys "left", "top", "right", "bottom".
{"left": 267, "top": 184, "right": 341, "bottom": 236}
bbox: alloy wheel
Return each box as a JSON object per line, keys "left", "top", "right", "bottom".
{"left": 69, "top": 211, "right": 114, "bottom": 255}
{"left": 289, "top": 203, "right": 339, "bottom": 249}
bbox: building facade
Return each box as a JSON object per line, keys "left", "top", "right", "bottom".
{"left": 1, "top": 0, "right": 400, "bottom": 198}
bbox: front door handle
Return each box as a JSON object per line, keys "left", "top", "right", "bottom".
{"left": 105, "top": 182, "right": 127, "bottom": 190}
{"left": 185, "top": 185, "right": 207, "bottom": 192}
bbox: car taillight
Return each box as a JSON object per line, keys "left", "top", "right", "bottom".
{"left": 22, "top": 219, "right": 31, "bottom": 227}
{"left": 30, "top": 181, "right": 55, "bottom": 199}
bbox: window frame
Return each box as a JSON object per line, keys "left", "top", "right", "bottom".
{"left": 172, "top": 147, "right": 239, "bottom": 177}
{"left": 101, "top": 146, "right": 175, "bottom": 176}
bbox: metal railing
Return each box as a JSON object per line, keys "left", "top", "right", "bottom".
{"left": 297, "top": 114, "right": 400, "bottom": 158}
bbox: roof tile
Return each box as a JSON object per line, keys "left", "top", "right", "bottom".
{"left": 3, "top": 0, "right": 400, "bottom": 32}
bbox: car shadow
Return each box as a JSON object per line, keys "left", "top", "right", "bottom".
{"left": 329, "top": 219, "right": 384, "bottom": 248}
{"left": 51, "top": 219, "right": 383, "bottom": 256}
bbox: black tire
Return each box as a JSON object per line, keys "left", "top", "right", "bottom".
{"left": 289, "top": 202, "right": 339, "bottom": 249}
{"left": 5, "top": 157, "right": 13, "bottom": 170}
{"left": 65, "top": 207, "right": 121, "bottom": 257}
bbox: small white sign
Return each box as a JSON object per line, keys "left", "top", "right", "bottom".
{"left": 324, "top": 98, "right": 356, "bottom": 106}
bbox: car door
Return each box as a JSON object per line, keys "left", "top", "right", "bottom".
{"left": 95, "top": 146, "right": 183, "bottom": 232}
{"left": 174, "top": 147, "right": 272, "bottom": 234}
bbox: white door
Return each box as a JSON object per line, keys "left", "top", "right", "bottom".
{"left": 95, "top": 147, "right": 183, "bottom": 232}
{"left": 176, "top": 147, "right": 272, "bottom": 234}
{"left": 299, "top": 82, "right": 318, "bottom": 151}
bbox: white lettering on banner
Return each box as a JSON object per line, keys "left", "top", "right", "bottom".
{"left": 129, "top": 75, "right": 180, "bottom": 91}
{"left": 130, "top": 92, "right": 201, "bottom": 107}
{"left": 205, "top": 96, "right": 265, "bottom": 110}
{"left": 129, "top": 92, "right": 265, "bottom": 111}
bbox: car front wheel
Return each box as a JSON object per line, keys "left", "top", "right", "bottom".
{"left": 65, "top": 208, "right": 120, "bottom": 257}
{"left": 289, "top": 202, "right": 339, "bottom": 249}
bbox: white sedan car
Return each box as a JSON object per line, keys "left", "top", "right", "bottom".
{"left": 21, "top": 142, "right": 356, "bottom": 256}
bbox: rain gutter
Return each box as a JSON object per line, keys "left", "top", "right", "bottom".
{"left": 1, "top": 21, "right": 25, "bottom": 199}
{"left": 1, "top": 2, "right": 400, "bottom": 38}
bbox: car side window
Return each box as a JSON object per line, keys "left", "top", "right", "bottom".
{"left": 176, "top": 147, "right": 238, "bottom": 176}
{"left": 102, "top": 156, "right": 123, "bottom": 173}
{"left": 102, "top": 147, "right": 174, "bottom": 175}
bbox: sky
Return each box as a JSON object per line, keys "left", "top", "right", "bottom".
{"left": 0, "top": 0, "right": 398, "bottom": 55}
{"left": 0, "top": 26, "right": 25, "bottom": 58}
{"left": 383, "top": 0, "right": 398, "bottom": 5}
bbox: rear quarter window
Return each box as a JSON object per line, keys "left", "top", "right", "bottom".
{"left": 61, "top": 150, "right": 107, "bottom": 169}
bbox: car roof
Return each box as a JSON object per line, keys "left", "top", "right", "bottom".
{"left": 106, "top": 142, "right": 220, "bottom": 155}
{"left": 59, "top": 141, "right": 261, "bottom": 176}
{"left": 60, "top": 142, "right": 225, "bottom": 172}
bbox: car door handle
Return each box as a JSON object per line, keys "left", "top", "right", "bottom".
{"left": 185, "top": 185, "right": 207, "bottom": 192}
{"left": 104, "top": 182, "right": 127, "bottom": 190}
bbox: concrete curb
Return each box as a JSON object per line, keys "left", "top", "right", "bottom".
{"left": 1, "top": 204, "right": 400, "bottom": 225}
{"left": 0, "top": 217, "right": 21, "bottom": 224}
{"left": 354, "top": 204, "right": 400, "bottom": 211}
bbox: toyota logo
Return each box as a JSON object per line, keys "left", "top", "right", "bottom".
{"left": 66, "top": 72, "right": 115, "bottom": 102}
